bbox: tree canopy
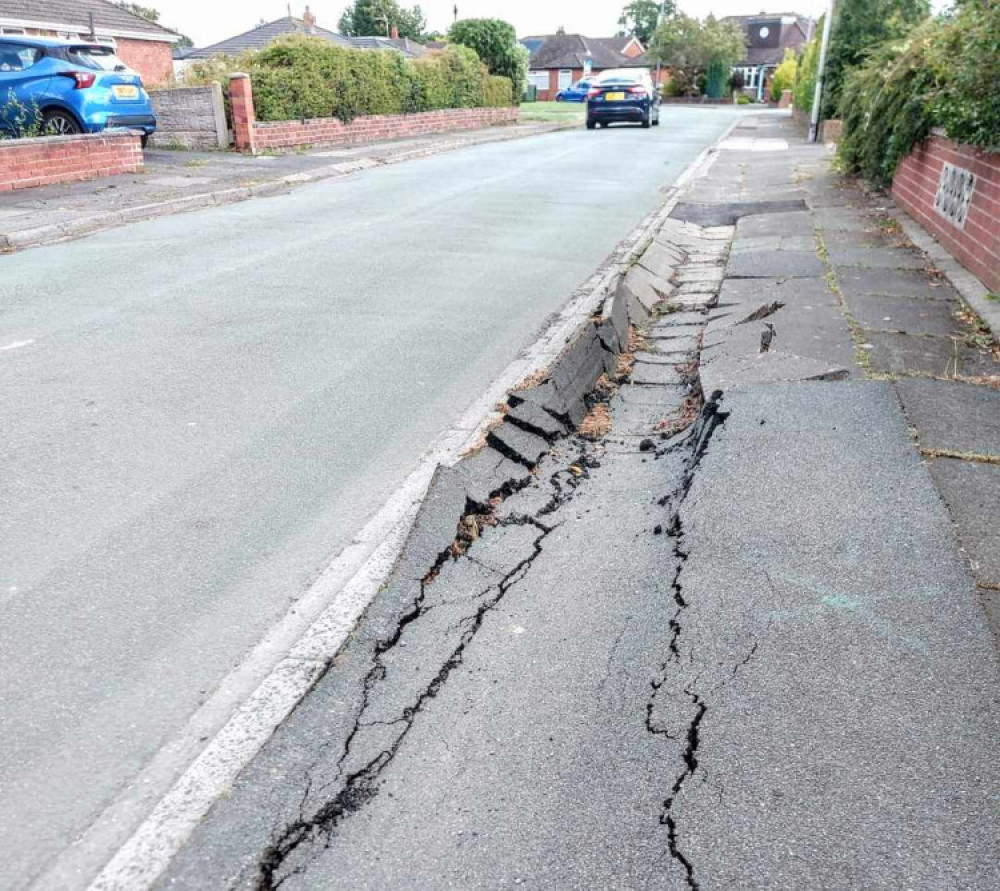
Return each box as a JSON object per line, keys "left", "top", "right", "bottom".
{"left": 650, "top": 13, "right": 745, "bottom": 74}
{"left": 448, "top": 19, "right": 527, "bottom": 100}
{"left": 822, "top": 0, "right": 931, "bottom": 116}
{"left": 338, "top": 0, "right": 427, "bottom": 40}
{"left": 617, "top": 1, "right": 675, "bottom": 45}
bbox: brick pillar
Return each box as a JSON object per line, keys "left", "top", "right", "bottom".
{"left": 778, "top": 89, "right": 793, "bottom": 109}
{"left": 228, "top": 73, "right": 257, "bottom": 155}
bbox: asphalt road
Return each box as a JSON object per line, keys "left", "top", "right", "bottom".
{"left": 0, "top": 108, "right": 739, "bottom": 888}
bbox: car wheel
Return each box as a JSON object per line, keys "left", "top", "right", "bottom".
{"left": 641, "top": 111, "right": 651, "bottom": 129}
{"left": 586, "top": 119, "right": 596, "bottom": 130}
{"left": 41, "top": 110, "right": 82, "bottom": 137}
{"left": 652, "top": 113, "right": 660, "bottom": 127}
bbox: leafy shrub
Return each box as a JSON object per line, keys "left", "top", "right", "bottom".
{"left": 737, "top": 94, "right": 753, "bottom": 105}
{"left": 705, "top": 57, "right": 728, "bottom": 99}
{"left": 793, "top": 30, "right": 820, "bottom": 112}
{"left": 187, "top": 35, "right": 515, "bottom": 124}
{"left": 0, "top": 89, "right": 44, "bottom": 139}
{"left": 838, "top": 1, "right": 999, "bottom": 186}
{"left": 770, "top": 49, "right": 798, "bottom": 102}
{"left": 448, "top": 18, "right": 527, "bottom": 101}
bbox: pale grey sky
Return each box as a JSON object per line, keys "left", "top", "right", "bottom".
{"left": 153, "top": 1, "right": 831, "bottom": 48}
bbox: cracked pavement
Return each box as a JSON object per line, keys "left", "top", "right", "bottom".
{"left": 154, "top": 115, "right": 999, "bottom": 890}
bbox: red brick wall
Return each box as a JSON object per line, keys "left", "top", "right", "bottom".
{"left": 115, "top": 38, "right": 173, "bottom": 86}
{"left": 892, "top": 134, "right": 1000, "bottom": 293}
{"left": 0, "top": 131, "right": 143, "bottom": 192}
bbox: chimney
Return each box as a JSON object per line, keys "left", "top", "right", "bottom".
{"left": 391, "top": 25, "right": 399, "bottom": 40}
{"left": 302, "top": 5, "right": 316, "bottom": 32}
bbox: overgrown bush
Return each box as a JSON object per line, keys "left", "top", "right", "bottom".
{"left": 187, "top": 35, "right": 515, "bottom": 123}
{"left": 448, "top": 18, "right": 527, "bottom": 101}
{"left": 838, "top": 1, "right": 999, "bottom": 186}
{"left": 770, "top": 49, "right": 798, "bottom": 102}
{"left": 793, "top": 30, "right": 820, "bottom": 111}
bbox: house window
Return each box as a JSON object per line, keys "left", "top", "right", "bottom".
{"left": 558, "top": 69, "right": 573, "bottom": 89}
{"left": 528, "top": 70, "right": 549, "bottom": 90}
{"left": 740, "top": 67, "right": 759, "bottom": 89}
{"left": 0, "top": 27, "right": 27, "bottom": 35}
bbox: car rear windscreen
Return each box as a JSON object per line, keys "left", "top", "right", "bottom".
{"left": 68, "top": 46, "right": 127, "bottom": 71}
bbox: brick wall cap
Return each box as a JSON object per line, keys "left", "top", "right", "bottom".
{"left": 0, "top": 131, "right": 138, "bottom": 149}
{"left": 229, "top": 73, "right": 251, "bottom": 80}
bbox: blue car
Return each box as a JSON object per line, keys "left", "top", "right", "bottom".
{"left": 0, "top": 36, "right": 156, "bottom": 144}
{"left": 555, "top": 80, "right": 592, "bottom": 103}
{"left": 586, "top": 69, "right": 660, "bottom": 130}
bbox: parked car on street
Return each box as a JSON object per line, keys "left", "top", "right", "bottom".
{"left": 0, "top": 36, "right": 156, "bottom": 144}
{"left": 586, "top": 69, "right": 660, "bottom": 130}
{"left": 555, "top": 80, "right": 592, "bottom": 102}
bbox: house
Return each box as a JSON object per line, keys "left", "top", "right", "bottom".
{"left": 0, "top": 0, "right": 180, "bottom": 85}
{"left": 521, "top": 32, "right": 658, "bottom": 101}
{"left": 181, "top": 7, "right": 429, "bottom": 74}
{"left": 723, "top": 12, "right": 815, "bottom": 101}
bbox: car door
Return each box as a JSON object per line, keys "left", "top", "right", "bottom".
{"left": 0, "top": 43, "right": 49, "bottom": 132}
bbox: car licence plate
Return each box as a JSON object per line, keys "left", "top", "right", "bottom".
{"left": 113, "top": 85, "right": 139, "bottom": 100}
{"left": 605, "top": 91, "right": 626, "bottom": 101}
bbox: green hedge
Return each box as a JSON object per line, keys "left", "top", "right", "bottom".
{"left": 187, "top": 35, "right": 515, "bottom": 123}
{"left": 838, "top": 1, "right": 999, "bottom": 186}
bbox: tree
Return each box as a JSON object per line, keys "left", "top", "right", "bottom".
{"left": 650, "top": 13, "right": 745, "bottom": 77}
{"left": 115, "top": 3, "right": 159, "bottom": 22}
{"left": 617, "top": 1, "right": 675, "bottom": 45}
{"left": 822, "top": 0, "right": 931, "bottom": 116}
{"left": 339, "top": 0, "right": 427, "bottom": 40}
{"left": 449, "top": 18, "right": 527, "bottom": 100}
{"left": 770, "top": 48, "right": 798, "bottom": 101}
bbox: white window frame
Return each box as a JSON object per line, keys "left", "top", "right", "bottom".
{"left": 558, "top": 69, "right": 573, "bottom": 90}
{"left": 528, "top": 69, "right": 549, "bottom": 90}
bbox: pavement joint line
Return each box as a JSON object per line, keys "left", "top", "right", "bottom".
{"left": 48, "top": 116, "right": 740, "bottom": 891}
{"left": 0, "top": 123, "right": 576, "bottom": 255}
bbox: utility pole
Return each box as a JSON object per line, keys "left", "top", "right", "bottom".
{"left": 653, "top": 0, "right": 668, "bottom": 88}
{"left": 808, "top": 0, "right": 836, "bottom": 143}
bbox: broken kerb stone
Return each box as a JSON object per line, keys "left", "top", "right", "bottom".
{"left": 633, "top": 350, "right": 694, "bottom": 366}
{"left": 506, "top": 399, "right": 567, "bottom": 442}
{"left": 648, "top": 322, "right": 704, "bottom": 339}
{"left": 392, "top": 465, "right": 471, "bottom": 581}
{"left": 655, "top": 310, "right": 708, "bottom": 327}
{"left": 625, "top": 265, "right": 671, "bottom": 312}
{"left": 601, "top": 285, "right": 630, "bottom": 353}
{"left": 638, "top": 241, "right": 680, "bottom": 281}
{"left": 487, "top": 422, "right": 551, "bottom": 468}
{"left": 454, "top": 448, "right": 534, "bottom": 509}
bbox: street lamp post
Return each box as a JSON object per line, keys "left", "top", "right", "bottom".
{"left": 809, "top": 0, "right": 836, "bottom": 142}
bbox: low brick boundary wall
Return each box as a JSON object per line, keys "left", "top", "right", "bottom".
{"left": 0, "top": 131, "right": 143, "bottom": 192}
{"left": 892, "top": 133, "right": 999, "bottom": 293}
{"left": 228, "top": 73, "right": 518, "bottom": 155}
{"left": 149, "top": 84, "right": 228, "bottom": 150}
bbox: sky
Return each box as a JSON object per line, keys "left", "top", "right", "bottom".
{"left": 150, "top": 1, "right": 832, "bottom": 48}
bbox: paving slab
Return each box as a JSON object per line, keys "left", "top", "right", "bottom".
{"left": 863, "top": 333, "right": 994, "bottom": 378}
{"left": 895, "top": 378, "right": 1000, "bottom": 457}
{"left": 487, "top": 422, "right": 551, "bottom": 466}
{"left": 630, "top": 362, "right": 687, "bottom": 386}
{"left": 837, "top": 267, "right": 960, "bottom": 301}
{"left": 506, "top": 399, "right": 568, "bottom": 441}
{"left": 735, "top": 211, "right": 813, "bottom": 237}
{"left": 848, "top": 293, "right": 961, "bottom": 336}
{"left": 700, "top": 350, "right": 849, "bottom": 393}
{"left": 811, "top": 206, "right": 870, "bottom": 231}
{"left": 717, "top": 276, "right": 835, "bottom": 308}
{"left": 730, "top": 235, "right": 816, "bottom": 254}
{"left": 827, "top": 246, "right": 925, "bottom": 269}
{"left": 928, "top": 457, "right": 1000, "bottom": 587}
{"left": 727, "top": 250, "right": 825, "bottom": 279}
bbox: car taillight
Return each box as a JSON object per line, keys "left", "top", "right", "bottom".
{"left": 59, "top": 71, "right": 96, "bottom": 89}
{"left": 628, "top": 86, "right": 647, "bottom": 96}
{"left": 588, "top": 87, "right": 602, "bottom": 98}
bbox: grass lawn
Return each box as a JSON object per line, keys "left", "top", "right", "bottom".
{"left": 519, "top": 101, "right": 587, "bottom": 123}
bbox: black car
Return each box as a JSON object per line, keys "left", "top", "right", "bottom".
{"left": 586, "top": 69, "right": 660, "bottom": 130}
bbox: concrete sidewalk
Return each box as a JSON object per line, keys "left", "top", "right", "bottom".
{"left": 137, "top": 114, "right": 998, "bottom": 890}
{"left": 0, "top": 122, "right": 566, "bottom": 252}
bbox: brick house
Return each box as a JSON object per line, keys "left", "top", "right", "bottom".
{"left": 521, "top": 33, "right": 658, "bottom": 101}
{"left": 0, "top": 0, "right": 179, "bottom": 85}
{"left": 723, "top": 12, "right": 815, "bottom": 101}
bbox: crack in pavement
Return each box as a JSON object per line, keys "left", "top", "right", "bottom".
{"left": 252, "top": 451, "right": 591, "bottom": 890}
